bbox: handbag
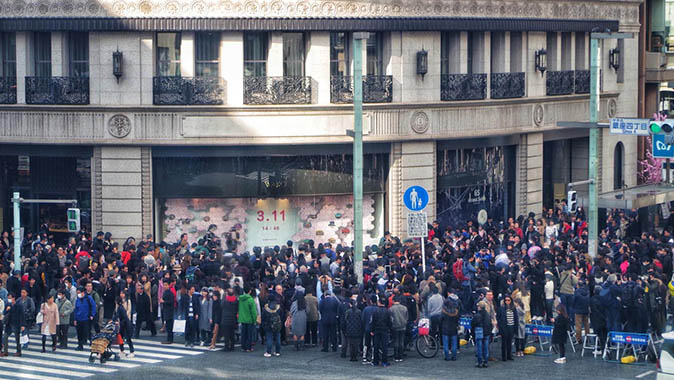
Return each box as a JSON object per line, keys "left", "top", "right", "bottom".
{"left": 284, "top": 316, "right": 292, "bottom": 329}
{"left": 20, "top": 332, "right": 29, "bottom": 346}
{"left": 173, "top": 319, "right": 186, "bottom": 333}
{"left": 36, "top": 311, "right": 44, "bottom": 324}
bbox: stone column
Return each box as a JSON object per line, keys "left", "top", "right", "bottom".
{"left": 459, "top": 32, "right": 468, "bottom": 74}
{"left": 399, "top": 141, "right": 436, "bottom": 238}
{"left": 268, "top": 32, "right": 283, "bottom": 77}
{"left": 484, "top": 32, "right": 491, "bottom": 99}
{"left": 306, "top": 31, "right": 330, "bottom": 105}
{"left": 15, "top": 32, "right": 32, "bottom": 104}
{"left": 516, "top": 133, "right": 543, "bottom": 217}
{"left": 95, "top": 146, "right": 144, "bottom": 240}
{"left": 221, "top": 32, "right": 243, "bottom": 105}
{"left": 88, "top": 32, "right": 101, "bottom": 105}
{"left": 180, "top": 32, "right": 195, "bottom": 77}
{"left": 139, "top": 32, "right": 153, "bottom": 105}
{"left": 526, "top": 32, "right": 546, "bottom": 98}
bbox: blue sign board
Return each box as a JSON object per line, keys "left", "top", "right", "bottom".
{"left": 460, "top": 317, "right": 472, "bottom": 330}
{"left": 608, "top": 332, "right": 650, "bottom": 346}
{"left": 525, "top": 324, "right": 553, "bottom": 337}
{"left": 609, "top": 118, "right": 650, "bottom": 136}
{"left": 653, "top": 134, "right": 674, "bottom": 159}
{"left": 403, "top": 186, "right": 429, "bottom": 211}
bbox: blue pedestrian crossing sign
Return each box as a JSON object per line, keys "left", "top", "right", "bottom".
{"left": 653, "top": 134, "right": 674, "bottom": 159}
{"left": 403, "top": 186, "right": 429, "bottom": 211}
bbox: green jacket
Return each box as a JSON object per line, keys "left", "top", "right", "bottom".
{"left": 238, "top": 294, "right": 257, "bottom": 324}
{"left": 56, "top": 297, "right": 74, "bottom": 325}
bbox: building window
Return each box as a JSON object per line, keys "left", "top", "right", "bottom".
{"left": 330, "top": 32, "right": 350, "bottom": 76}
{"left": 34, "top": 32, "right": 51, "bottom": 77}
{"left": 1, "top": 33, "right": 16, "bottom": 78}
{"left": 68, "top": 32, "right": 89, "bottom": 78}
{"left": 366, "top": 32, "right": 383, "bottom": 76}
{"left": 283, "top": 33, "right": 305, "bottom": 77}
{"left": 510, "top": 32, "right": 522, "bottom": 72}
{"left": 614, "top": 142, "right": 624, "bottom": 190}
{"left": 467, "top": 32, "right": 484, "bottom": 74}
{"left": 244, "top": 32, "right": 268, "bottom": 77}
{"left": 156, "top": 32, "right": 181, "bottom": 77}
{"left": 195, "top": 32, "right": 220, "bottom": 77}
{"left": 441, "top": 32, "right": 460, "bottom": 75}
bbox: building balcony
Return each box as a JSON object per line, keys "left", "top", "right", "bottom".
{"left": 574, "top": 70, "right": 590, "bottom": 94}
{"left": 243, "top": 76, "right": 312, "bottom": 105}
{"left": 25, "top": 76, "right": 89, "bottom": 105}
{"left": 546, "top": 70, "right": 575, "bottom": 96}
{"left": 153, "top": 76, "right": 225, "bottom": 105}
{"left": 490, "top": 72, "right": 525, "bottom": 99}
{"left": 0, "top": 77, "right": 17, "bottom": 104}
{"left": 330, "top": 75, "right": 393, "bottom": 104}
{"left": 440, "top": 73, "right": 487, "bottom": 101}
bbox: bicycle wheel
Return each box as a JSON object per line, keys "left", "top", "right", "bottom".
{"left": 415, "top": 335, "right": 439, "bottom": 358}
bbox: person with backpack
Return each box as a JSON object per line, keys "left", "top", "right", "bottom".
{"left": 1, "top": 293, "right": 26, "bottom": 357}
{"left": 440, "top": 295, "right": 460, "bottom": 361}
{"left": 558, "top": 264, "right": 578, "bottom": 324}
{"left": 590, "top": 285, "right": 608, "bottom": 354}
{"left": 370, "top": 296, "right": 392, "bottom": 367}
{"left": 647, "top": 275, "right": 666, "bottom": 337}
{"left": 73, "top": 286, "right": 95, "bottom": 351}
{"left": 552, "top": 303, "right": 571, "bottom": 364}
{"left": 471, "top": 301, "right": 491, "bottom": 368}
{"left": 262, "top": 296, "right": 282, "bottom": 357}
{"left": 390, "top": 295, "right": 408, "bottom": 362}
{"left": 343, "top": 299, "right": 363, "bottom": 362}
{"left": 572, "top": 280, "right": 591, "bottom": 345}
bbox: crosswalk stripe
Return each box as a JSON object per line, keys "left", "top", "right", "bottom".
{"left": 12, "top": 347, "right": 140, "bottom": 368}
{"left": 0, "top": 361, "right": 95, "bottom": 377}
{"left": 130, "top": 338, "right": 223, "bottom": 351}
{"left": 0, "top": 356, "right": 118, "bottom": 373}
{"left": 40, "top": 336, "right": 205, "bottom": 355}
{"left": 0, "top": 369, "right": 68, "bottom": 380}
{"left": 21, "top": 347, "right": 162, "bottom": 364}
{"left": 47, "top": 337, "right": 193, "bottom": 358}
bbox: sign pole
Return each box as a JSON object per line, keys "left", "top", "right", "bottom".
{"left": 12, "top": 192, "right": 21, "bottom": 271}
{"left": 420, "top": 237, "right": 426, "bottom": 278}
{"left": 588, "top": 36, "right": 599, "bottom": 259}
{"left": 352, "top": 32, "right": 368, "bottom": 284}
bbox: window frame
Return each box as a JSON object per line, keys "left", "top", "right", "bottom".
{"left": 366, "top": 32, "right": 383, "bottom": 76}
{"left": 330, "top": 32, "right": 351, "bottom": 77}
{"left": 1, "top": 32, "right": 16, "bottom": 78}
{"left": 282, "top": 32, "right": 306, "bottom": 77}
{"left": 34, "top": 32, "right": 51, "bottom": 78}
{"left": 68, "top": 32, "right": 89, "bottom": 78}
{"left": 156, "top": 32, "right": 182, "bottom": 77}
{"left": 243, "top": 32, "right": 268, "bottom": 77}
{"left": 195, "top": 32, "right": 220, "bottom": 78}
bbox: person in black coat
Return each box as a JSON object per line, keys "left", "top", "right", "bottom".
{"left": 133, "top": 282, "right": 156, "bottom": 338}
{"left": 342, "top": 301, "right": 363, "bottom": 362}
{"left": 7, "top": 270, "right": 22, "bottom": 299}
{"left": 113, "top": 296, "right": 135, "bottom": 357}
{"left": 160, "top": 279, "right": 175, "bottom": 344}
{"left": 590, "top": 285, "right": 607, "bottom": 352}
{"left": 220, "top": 288, "right": 239, "bottom": 351}
{"left": 178, "top": 285, "right": 201, "bottom": 347}
{"left": 552, "top": 303, "right": 570, "bottom": 364}
{"left": 318, "top": 290, "right": 340, "bottom": 352}
{"left": 209, "top": 292, "right": 222, "bottom": 350}
{"left": 371, "top": 297, "right": 392, "bottom": 366}
{"left": 496, "top": 295, "right": 519, "bottom": 361}
{"left": 2, "top": 292, "right": 26, "bottom": 356}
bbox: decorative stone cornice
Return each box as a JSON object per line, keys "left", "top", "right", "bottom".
{"left": 0, "top": 0, "right": 639, "bottom": 24}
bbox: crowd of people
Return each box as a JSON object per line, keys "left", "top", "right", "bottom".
{"left": 0, "top": 203, "right": 671, "bottom": 368}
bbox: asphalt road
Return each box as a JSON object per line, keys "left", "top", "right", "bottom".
{"left": 90, "top": 338, "right": 658, "bottom": 380}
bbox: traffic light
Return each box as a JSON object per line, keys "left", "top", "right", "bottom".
{"left": 67, "top": 208, "right": 80, "bottom": 232}
{"left": 649, "top": 120, "right": 674, "bottom": 134}
{"left": 567, "top": 190, "right": 577, "bottom": 214}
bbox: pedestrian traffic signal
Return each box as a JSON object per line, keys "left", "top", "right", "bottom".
{"left": 67, "top": 208, "right": 80, "bottom": 232}
{"left": 567, "top": 190, "right": 577, "bottom": 214}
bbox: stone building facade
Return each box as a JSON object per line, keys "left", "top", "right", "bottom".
{"left": 0, "top": 0, "right": 641, "bottom": 249}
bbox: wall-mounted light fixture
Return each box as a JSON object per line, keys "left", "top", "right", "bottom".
{"left": 112, "top": 49, "right": 123, "bottom": 83}
{"left": 535, "top": 48, "right": 547, "bottom": 76}
{"left": 416, "top": 49, "right": 428, "bottom": 78}
{"left": 609, "top": 47, "right": 620, "bottom": 71}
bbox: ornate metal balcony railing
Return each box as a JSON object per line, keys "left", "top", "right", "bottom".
{"left": 546, "top": 70, "right": 575, "bottom": 96}
{"left": 243, "top": 76, "right": 312, "bottom": 105}
{"left": 490, "top": 72, "right": 525, "bottom": 99}
{"left": 330, "top": 75, "right": 393, "bottom": 103}
{"left": 0, "top": 77, "right": 17, "bottom": 104}
{"left": 440, "top": 73, "right": 487, "bottom": 101}
{"left": 153, "top": 76, "right": 225, "bottom": 105}
{"left": 25, "top": 76, "right": 89, "bottom": 105}
{"left": 574, "top": 70, "right": 591, "bottom": 94}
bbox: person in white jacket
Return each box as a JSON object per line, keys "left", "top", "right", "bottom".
{"left": 544, "top": 220, "right": 559, "bottom": 244}
{"left": 544, "top": 271, "right": 555, "bottom": 323}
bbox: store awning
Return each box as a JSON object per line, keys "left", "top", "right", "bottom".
{"left": 593, "top": 183, "right": 674, "bottom": 209}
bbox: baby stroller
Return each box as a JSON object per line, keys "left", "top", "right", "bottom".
{"left": 89, "top": 321, "right": 121, "bottom": 364}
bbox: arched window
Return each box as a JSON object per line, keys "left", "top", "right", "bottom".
{"left": 614, "top": 142, "right": 624, "bottom": 190}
